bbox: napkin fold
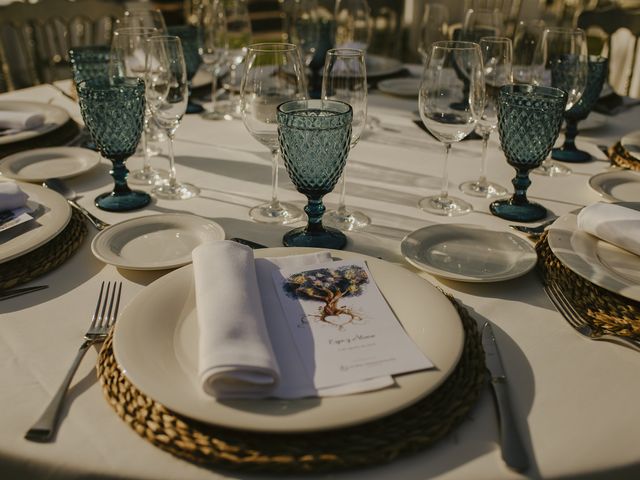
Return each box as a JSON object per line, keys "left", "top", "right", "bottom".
{"left": 0, "top": 182, "right": 28, "bottom": 212}
{"left": 577, "top": 203, "right": 640, "bottom": 256}
{"left": 0, "top": 111, "right": 45, "bottom": 131}
{"left": 193, "top": 240, "right": 395, "bottom": 400}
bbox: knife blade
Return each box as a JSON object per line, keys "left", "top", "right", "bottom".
{"left": 0, "top": 285, "right": 48, "bottom": 301}
{"left": 482, "top": 322, "right": 529, "bottom": 472}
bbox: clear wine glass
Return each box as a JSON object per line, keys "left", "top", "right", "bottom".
{"left": 146, "top": 35, "right": 200, "bottom": 200}
{"left": 462, "top": 8, "right": 503, "bottom": 42}
{"left": 110, "top": 26, "right": 168, "bottom": 185}
{"left": 240, "top": 43, "right": 306, "bottom": 224}
{"left": 460, "top": 36, "right": 511, "bottom": 198}
{"left": 321, "top": 48, "right": 369, "bottom": 231}
{"left": 512, "top": 19, "right": 545, "bottom": 84}
{"left": 531, "top": 27, "right": 588, "bottom": 176}
{"left": 223, "top": 0, "right": 252, "bottom": 119}
{"left": 285, "top": 0, "right": 320, "bottom": 69}
{"left": 334, "top": 0, "right": 372, "bottom": 50}
{"left": 198, "top": 0, "right": 229, "bottom": 120}
{"left": 419, "top": 41, "right": 484, "bottom": 216}
{"left": 116, "top": 7, "right": 167, "bottom": 32}
{"left": 418, "top": 3, "right": 449, "bottom": 63}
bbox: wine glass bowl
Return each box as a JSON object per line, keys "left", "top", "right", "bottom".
{"left": 490, "top": 84, "right": 568, "bottom": 222}
{"left": 277, "top": 99, "right": 353, "bottom": 249}
{"left": 168, "top": 25, "right": 205, "bottom": 114}
{"left": 418, "top": 4, "right": 449, "bottom": 63}
{"left": 76, "top": 77, "right": 151, "bottom": 211}
{"left": 552, "top": 55, "right": 608, "bottom": 163}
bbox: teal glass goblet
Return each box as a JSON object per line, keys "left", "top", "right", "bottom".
{"left": 77, "top": 77, "right": 151, "bottom": 211}
{"left": 490, "top": 85, "right": 567, "bottom": 222}
{"left": 168, "top": 25, "right": 204, "bottom": 114}
{"left": 552, "top": 55, "right": 608, "bottom": 163}
{"left": 277, "top": 99, "right": 352, "bottom": 249}
{"left": 69, "top": 45, "right": 111, "bottom": 85}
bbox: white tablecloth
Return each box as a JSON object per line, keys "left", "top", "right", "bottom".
{"left": 1, "top": 81, "right": 639, "bottom": 480}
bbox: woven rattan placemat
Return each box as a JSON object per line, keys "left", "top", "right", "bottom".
{"left": 0, "top": 209, "right": 87, "bottom": 290}
{"left": 607, "top": 142, "right": 640, "bottom": 171}
{"left": 0, "top": 119, "right": 81, "bottom": 159}
{"left": 537, "top": 232, "right": 640, "bottom": 337}
{"left": 97, "top": 294, "right": 485, "bottom": 474}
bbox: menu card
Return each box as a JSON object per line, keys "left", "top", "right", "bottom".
{"left": 272, "top": 259, "right": 434, "bottom": 390}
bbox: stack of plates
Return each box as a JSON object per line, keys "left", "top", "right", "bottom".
{"left": 606, "top": 130, "right": 640, "bottom": 172}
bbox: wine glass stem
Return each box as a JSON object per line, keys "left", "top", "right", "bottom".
{"left": 336, "top": 168, "right": 348, "bottom": 215}
{"left": 166, "top": 134, "right": 178, "bottom": 188}
{"left": 479, "top": 131, "right": 489, "bottom": 184}
{"left": 440, "top": 143, "right": 451, "bottom": 199}
{"left": 142, "top": 114, "right": 151, "bottom": 172}
{"left": 563, "top": 118, "right": 578, "bottom": 151}
{"left": 269, "top": 149, "right": 282, "bottom": 210}
{"left": 210, "top": 69, "right": 218, "bottom": 114}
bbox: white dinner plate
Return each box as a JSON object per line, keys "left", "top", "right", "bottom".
{"left": 377, "top": 78, "right": 420, "bottom": 98}
{"left": 620, "top": 130, "right": 640, "bottom": 159}
{"left": 366, "top": 54, "right": 404, "bottom": 78}
{"left": 113, "top": 248, "right": 465, "bottom": 433}
{"left": 0, "top": 101, "right": 70, "bottom": 146}
{"left": 400, "top": 224, "right": 538, "bottom": 282}
{"left": 0, "top": 180, "right": 71, "bottom": 264}
{"left": 589, "top": 169, "right": 640, "bottom": 202}
{"left": 547, "top": 207, "right": 640, "bottom": 302}
{"left": 0, "top": 147, "right": 100, "bottom": 183}
{"left": 91, "top": 214, "right": 225, "bottom": 270}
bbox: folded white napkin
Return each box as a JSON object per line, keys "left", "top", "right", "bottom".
{"left": 0, "top": 182, "right": 28, "bottom": 212}
{"left": 0, "top": 111, "right": 45, "bottom": 131}
{"left": 193, "top": 240, "right": 394, "bottom": 399}
{"left": 577, "top": 202, "right": 640, "bottom": 256}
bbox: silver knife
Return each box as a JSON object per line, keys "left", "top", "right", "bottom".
{"left": 482, "top": 322, "right": 529, "bottom": 472}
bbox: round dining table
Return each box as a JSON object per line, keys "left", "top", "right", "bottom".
{"left": 1, "top": 75, "right": 639, "bottom": 480}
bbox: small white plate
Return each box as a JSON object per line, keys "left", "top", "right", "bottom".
{"left": 366, "top": 54, "right": 404, "bottom": 78}
{"left": 0, "top": 147, "right": 100, "bottom": 183}
{"left": 547, "top": 208, "right": 640, "bottom": 302}
{"left": 91, "top": 214, "right": 225, "bottom": 270}
{"left": 400, "top": 224, "right": 538, "bottom": 282}
{"left": 589, "top": 170, "right": 640, "bottom": 202}
{"left": 113, "top": 248, "right": 465, "bottom": 433}
{"left": 620, "top": 130, "right": 640, "bottom": 159}
{"left": 378, "top": 78, "right": 420, "bottom": 98}
{"left": 0, "top": 101, "right": 70, "bottom": 146}
{"left": 0, "top": 180, "right": 71, "bottom": 264}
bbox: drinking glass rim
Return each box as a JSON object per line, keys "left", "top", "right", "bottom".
{"left": 277, "top": 99, "right": 352, "bottom": 116}
{"left": 500, "top": 83, "right": 567, "bottom": 100}
{"left": 326, "top": 48, "right": 365, "bottom": 57}
{"left": 542, "top": 26, "right": 586, "bottom": 36}
{"left": 246, "top": 42, "right": 298, "bottom": 53}
{"left": 431, "top": 40, "right": 480, "bottom": 51}
{"left": 479, "top": 36, "right": 511, "bottom": 44}
{"left": 147, "top": 34, "right": 181, "bottom": 44}
{"left": 113, "top": 26, "right": 159, "bottom": 35}
{"left": 76, "top": 76, "right": 144, "bottom": 92}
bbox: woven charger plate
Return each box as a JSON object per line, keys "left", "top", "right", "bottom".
{"left": 537, "top": 232, "right": 640, "bottom": 337}
{"left": 607, "top": 142, "right": 640, "bottom": 171}
{"left": 0, "top": 209, "right": 87, "bottom": 290}
{"left": 97, "top": 294, "right": 485, "bottom": 474}
{"left": 0, "top": 119, "right": 80, "bottom": 159}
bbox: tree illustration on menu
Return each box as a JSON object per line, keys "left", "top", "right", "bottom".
{"left": 283, "top": 265, "right": 369, "bottom": 328}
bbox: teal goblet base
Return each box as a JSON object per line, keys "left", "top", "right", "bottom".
{"left": 551, "top": 146, "right": 591, "bottom": 163}
{"left": 490, "top": 198, "right": 546, "bottom": 222}
{"left": 283, "top": 225, "right": 347, "bottom": 249}
{"left": 95, "top": 190, "right": 151, "bottom": 212}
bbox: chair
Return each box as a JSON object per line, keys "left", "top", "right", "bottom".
{"left": 578, "top": 5, "right": 640, "bottom": 97}
{"left": 0, "top": 0, "right": 123, "bottom": 90}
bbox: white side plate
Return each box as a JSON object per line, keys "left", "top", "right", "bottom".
{"left": 0, "top": 101, "right": 70, "bottom": 146}
{"left": 112, "top": 248, "right": 465, "bottom": 433}
{"left": 589, "top": 170, "right": 640, "bottom": 202}
{"left": 366, "top": 54, "right": 404, "bottom": 78}
{"left": 547, "top": 209, "right": 640, "bottom": 302}
{"left": 401, "top": 224, "right": 538, "bottom": 282}
{"left": 378, "top": 78, "right": 420, "bottom": 98}
{"left": 0, "top": 147, "right": 100, "bottom": 183}
{"left": 0, "top": 181, "right": 71, "bottom": 263}
{"left": 91, "top": 214, "right": 225, "bottom": 270}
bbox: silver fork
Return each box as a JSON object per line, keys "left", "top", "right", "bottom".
{"left": 544, "top": 281, "right": 640, "bottom": 352}
{"left": 25, "top": 281, "right": 122, "bottom": 442}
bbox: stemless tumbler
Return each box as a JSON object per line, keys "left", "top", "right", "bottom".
{"left": 278, "top": 99, "right": 353, "bottom": 249}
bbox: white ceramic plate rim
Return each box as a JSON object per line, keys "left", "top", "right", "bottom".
{"left": 0, "top": 180, "right": 71, "bottom": 263}
{"left": 620, "top": 130, "right": 640, "bottom": 158}
{"left": 377, "top": 78, "right": 420, "bottom": 97}
{"left": 400, "top": 224, "right": 538, "bottom": 282}
{"left": 588, "top": 169, "right": 640, "bottom": 202}
{"left": 547, "top": 210, "right": 640, "bottom": 302}
{"left": 91, "top": 214, "right": 225, "bottom": 270}
{"left": 0, "top": 147, "right": 100, "bottom": 182}
{"left": 112, "top": 248, "right": 465, "bottom": 433}
{"left": 0, "top": 101, "right": 70, "bottom": 146}
{"left": 366, "top": 54, "right": 404, "bottom": 78}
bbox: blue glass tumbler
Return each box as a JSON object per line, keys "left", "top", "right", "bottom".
{"left": 551, "top": 55, "right": 608, "bottom": 163}
{"left": 277, "top": 99, "right": 352, "bottom": 249}
{"left": 77, "top": 77, "right": 151, "bottom": 211}
{"left": 168, "top": 25, "right": 204, "bottom": 114}
{"left": 490, "top": 85, "right": 567, "bottom": 222}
